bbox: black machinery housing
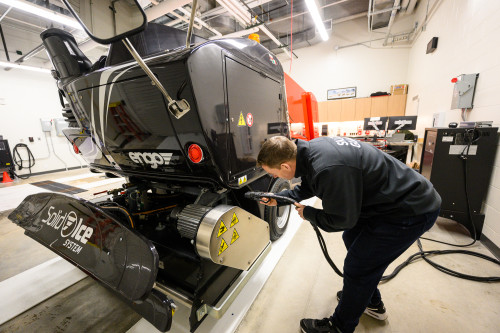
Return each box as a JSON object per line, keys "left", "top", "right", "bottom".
{"left": 9, "top": 23, "right": 292, "bottom": 332}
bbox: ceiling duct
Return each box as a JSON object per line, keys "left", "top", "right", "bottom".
{"left": 370, "top": 0, "right": 399, "bottom": 30}
{"left": 207, "top": 15, "right": 238, "bottom": 35}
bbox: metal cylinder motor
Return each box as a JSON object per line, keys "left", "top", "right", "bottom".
{"left": 176, "top": 204, "right": 211, "bottom": 240}
{"left": 176, "top": 204, "right": 270, "bottom": 271}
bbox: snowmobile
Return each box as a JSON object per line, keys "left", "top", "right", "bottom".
{"left": 8, "top": 1, "right": 292, "bottom": 332}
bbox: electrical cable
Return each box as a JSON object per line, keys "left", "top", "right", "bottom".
{"left": 101, "top": 205, "right": 135, "bottom": 229}
{"left": 48, "top": 131, "right": 68, "bottom": 171}
{"left": 66, "top": 140, "right": 84, "bottom": 168}
{"left": 12, "top": 143, "right": 35, "bottom": 179}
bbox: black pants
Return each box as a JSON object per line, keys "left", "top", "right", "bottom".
{"left": 331, "top": 209, "right": 439, "bottom": 332}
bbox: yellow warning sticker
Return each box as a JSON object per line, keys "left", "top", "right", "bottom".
{"left": 217, "top": 220, "right": 228, "bottom": 238}
{"left": 218, "top": 238, "right": 228, "bottom": 256}
{"left": 230, "top": 213, "right": 239, "bottom": 227}
{"left": 230, "top": 229, "right": 240, "bottom": 244}
{"left": 238, "top": 112, "right": 246, "bottom": 126}
{"left": 238, "top": 175, "right": 247, "bottom": 185}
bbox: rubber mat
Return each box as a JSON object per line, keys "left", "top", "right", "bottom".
{"left": 30, "top": 180, "right": 86, "bottom": 194}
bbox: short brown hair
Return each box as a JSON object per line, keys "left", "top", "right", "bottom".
{"left": 257, "top": 136, "right": 297, "bottom": 168}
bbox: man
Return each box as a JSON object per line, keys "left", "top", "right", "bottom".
{"left": 257, "top": 136, "right": 441, "bottom": 333}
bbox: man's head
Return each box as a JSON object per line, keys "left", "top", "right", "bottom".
{"left": 257, "top": 136, "right": 297, "bottom": 180}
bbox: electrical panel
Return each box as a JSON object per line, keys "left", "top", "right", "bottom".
{"left": 420, "top": 127, "right": 498, "bottom": 239}
{"left": 54, "top": 118, "right": 69, "bottom": 137}
{"left": 40, "top": 118, "right": 52, "bottom": 132}
{"left": 450, "top": 73, "right": 479, "bottom": 109}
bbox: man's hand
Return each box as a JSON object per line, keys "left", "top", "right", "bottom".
{"left": 259, "top": 194, "right": 277, "bottom": 206}
{"left": 294, "top": 202, "right": 306, "bottom": 219}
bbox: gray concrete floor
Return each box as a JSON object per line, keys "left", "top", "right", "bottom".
{"left": 1, "top": 169, "right": 500, "bottom": 333}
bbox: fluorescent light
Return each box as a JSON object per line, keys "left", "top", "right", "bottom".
{"left": 0, "top": 0, "right": 83, "bottom": 30}
{"left": 0, "top": 61, "right": 51, "bottom": 73}
{"left": 212, "top": 27, "right": 259, "bottom": 40}
{"left": 304, "top": 0, "right": 329, "bottom": 41}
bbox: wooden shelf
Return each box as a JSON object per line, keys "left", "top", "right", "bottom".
{"left": 317, "top": 95, "right": 407, "bottom": 122}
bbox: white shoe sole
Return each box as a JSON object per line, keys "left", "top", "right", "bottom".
{"left": 364, "top": 308, "right": 388, "bottom": 321}
{"left": 337, "top": 294, "right": 388, "bottom": 321}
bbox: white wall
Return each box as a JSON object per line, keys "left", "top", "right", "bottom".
{"left": 277, "top": 17, "right": 411, "bottom": 101}
{"left": 0, "top": 69, "right": 86, "bottom": 176}
{"left": 406, "top": 0, "right": 500, "bottom": 246}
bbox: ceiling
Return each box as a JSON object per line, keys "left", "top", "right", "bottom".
{"left": 0, "top": 0, "right": 421, "bottom": 68}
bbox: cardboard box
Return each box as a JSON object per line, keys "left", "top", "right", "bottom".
{"left": 390, "top": 84, "right": 408, "bottom": 95}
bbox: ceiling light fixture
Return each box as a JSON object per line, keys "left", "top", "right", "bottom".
{"left": 0, "top": 0, "right": 82, "bottom": 30}
{"left": 0, "top": 60, "right": 50, "bottom": 73}
{"left": 304, "top": 0, "right": 329, "bottom": 41}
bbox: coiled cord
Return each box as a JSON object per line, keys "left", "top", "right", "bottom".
{"left": 12, "top": 143, "right": 35, "bottom": 179}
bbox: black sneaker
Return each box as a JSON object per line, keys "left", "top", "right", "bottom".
{"left": 300, "top": 317, "right": 342, "bottom": 333}
{"left": 336, "top": 291, "right": 388, "bottom": 321}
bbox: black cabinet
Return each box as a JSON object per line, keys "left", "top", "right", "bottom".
{"left": 420, "top": 127, "right": 498, "bottom": 239}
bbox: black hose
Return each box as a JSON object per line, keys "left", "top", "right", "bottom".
{"left": 12, "top": 143, "right": 35, "bottom": 179}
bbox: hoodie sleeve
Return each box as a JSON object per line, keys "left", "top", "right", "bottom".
{"left": 302, "top": 166, "right": 362, "bottom": 232}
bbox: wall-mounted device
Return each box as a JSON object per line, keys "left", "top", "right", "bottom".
{"left": 451, "top": 73, "right": 479, "bottom": 109}
{"left": 40, "top": 118, "right": 52, "bottom": 132}
{"left": 54, "top": 118, "right": 69, "bottom": 137}
{"left": 420, "top": 127, "right": 498, "bottom": 239}
{"left": 426, "top": 37, "right": 438, "bottom": 54}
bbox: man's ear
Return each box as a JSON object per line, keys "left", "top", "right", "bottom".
{"left": 280, "top": 162, "right": 291, "bottom": 171}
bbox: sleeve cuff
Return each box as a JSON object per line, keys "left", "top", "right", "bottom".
{"left": 303, "top": 206, "right": 319, "bottom": 225}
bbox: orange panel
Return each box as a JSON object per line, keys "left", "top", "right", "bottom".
{"left": 284, "top": 73, "right": 318, "bottom": 124}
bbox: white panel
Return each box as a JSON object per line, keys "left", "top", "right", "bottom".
{"left": 483, "top": 204, "right": 500, "bottom": 235}
{"left": 482, "top": 224, "right": 500, "bottom": 248}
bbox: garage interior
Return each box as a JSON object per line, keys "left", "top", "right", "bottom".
{"left": 1, "top": 0, "right": 500, "bottom": 332}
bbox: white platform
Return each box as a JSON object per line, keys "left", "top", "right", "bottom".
{"left": 0, "top": 257, "right": 86, "bottom": 325}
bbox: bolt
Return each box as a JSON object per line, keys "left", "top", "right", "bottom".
{"left": 248, "top": 261, "right": 251, "bottom": 265}
{"left": 248, "top": 216, "right": 251, "bottom": 220}
{"left": 119, "top": 237, "right": 123, "bottom": 241}
{"left": 219, "top": 258, "right": 223, "bottom": 263}
{"left": 79, "top": 95, "right": 82, "bottom": 99}
{"left": 151, "top": 81, "right": 156, "bottom": 86}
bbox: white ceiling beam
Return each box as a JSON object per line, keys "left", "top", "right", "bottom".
{"left": 170, "top": 10, "right": 202, "bottom": 29}
{"left": 145, "top": 0, "right": 192, "bottom": 21}
{"left": 177, "top": 6, "right": 222, "bottom": 36}
{"left": 210, "top": 26, "right": 258, "bottom": 39}
{"left": 202, "top": 0, "right": 273, "bottom": 19}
